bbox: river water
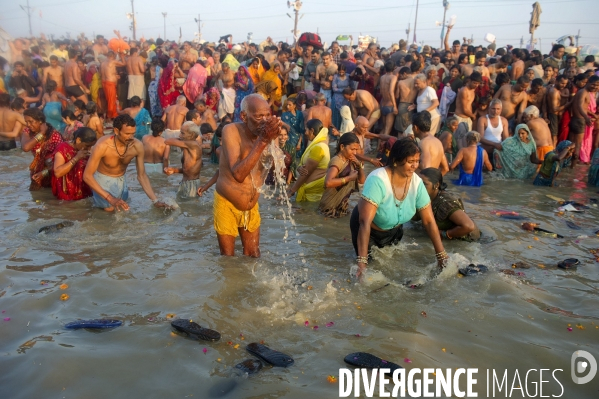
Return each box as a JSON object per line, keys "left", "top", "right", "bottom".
{"left": 0, "top": 146, "right": 597, "bottom": 398}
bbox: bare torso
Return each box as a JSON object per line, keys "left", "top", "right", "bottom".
{"left": 0, "top": 107, "right": 25, "bottom": 142}
{"left": 354, "top": 90, "right": 380, "bottom": 115}
{"left": 199, "top": 109, "right": 218, "bottom": 130}
{"left": 380, "top": 73, "right": 397, "bottom": 107}
{"left": 95, "top": 135, "right": 143, "bottom": 177}
{"left": 419, "top": 135, "right": 446, "bottom": 170}
{"left": 455, "top": 87, "right": 476, "bottom": 119}
{"left": 64, "top": 60, "right": 78, "bottom": 87}
{"left": 164, "top": 105, "right": 188, "bottom": 130}
{"left": 496, "top": 85, "right": 527, "bottom": 120}
{"left": 43, "top": 65, "right": 64, "bottom": 88}
{"left": 397, "top": 76, "right": 416, "bottom": 103}
{"left": 306, "top": 105, "right": 332, "bottom": 128}
{"left": 220, "top": 70, "right": 235, "bottom": 89}
{"left": 101, "top": 60, "right": 118, "bottom": 83}
{"left": 126, "top": 55, "right": 144, "bottom": 76}
{"left": 457, "top": 145, "right": 479, "bottom": 173}
{"left": 142, "top": 135, "right": 167, "bottom": 164}
{"left": 527, "top": 118, "right": 553, "bottom": 147}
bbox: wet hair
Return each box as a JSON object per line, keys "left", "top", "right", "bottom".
{"left": 450, "top": 65, "right": 460, "bottom": 72}
{"left": 186, "top": 109, "right": 199, "bottom": 121}
{"left": 61, "top": 109, "right": 76, "bottom": 121}
{"left": 555, "top": 74, "right": 568, "bottom": 82}
{"left": 469, "top": 71, "right": 483, "bottom": 83}
{"left": 466, "top": 131, "right": 481, "bottom": 145}
{"left": 151, "top": 117, "right": 165, "bottom": 137}
{"left": 517, "top": 76, "right": 531, "bottom": 85}
{"left": 342, "top": 87, "right": 355, "bottom": 96}
{"left": 584, "top": 55, "right": 595, "bottom": 63}
{"left": 531, "top": 78, "right": 543, "bottom": 87}
{"left": 496, "top": 72, "right": 510, "bottom": 86}
{"left": 475, "top": 51, "right": 486, "bottom": 60}
{"left": 523, "top": 105, "right": 540, "bottom": 118}
{"left": 14, "top": 61, "right": 24, "bottom": 67}
{"left": 68, "top": 49, "right": 78, "bottom": 59}
{"left": 129, "top": 47, "right": 138, "bottom": 55}
{"left": 130, "top": 96, "right": 141, "bottom": 107}
{"left": 588, "top": 75, "right": 599, "bottom": 85}
{"left": 412, "top": 111, "right": 432, "bottom": 133}
{"left": 24, "top": 107, "right": 46, "bottom": 123}
{"left": 305, "top": 99, "right": 315, "bottom": 109}
{"left": 551, "top": 44, "right": 564, "bottom": 53}
{"left": 49, "top": 55, "right": 58, "bottom": 62}
{"left": 194, "top": 99, "right": 206, "bottom": 107}
{"left": 73, "top": 100, "right": 86, "bottom": 112}
{"left": 73, "top": 127, "right": 97, "bottom": 143}
{"left": 384, "top": 60, "right": 395, "bottom": 72}
{"left": 336, "top": 132, "right": 360, "bottom": 154}
{"left": 306, "top": 119, "right": 324, "bottom": 136}
{"left": 113, "top": 114, "right": 136, "bottom": 131}
{"left": 410, "top": 60, "right": 421, "bottom": 73}
{"left": 86, "top": 101, "right": 97, "bottom": 115}
{"left": 419, "top": 167, "right": 447, "bottom": 191}
{"left": 387, "top": 138, "right": 421, "bottom": 167}
{"left": 496, "top": 48, "right": 506, "bottom": 56}
{"left": 404, "top": 55, "right": 414, "bottom": 64}
{"left": 399, "top": 66, "right": 410, "bottom": 75}
{"left": 0, "top": 93, "right": 9, "bottom": 107}
{"left": 458, "top": 54, "right": 468, "bottom": 65}
{"left": 200, "top": 123, "right": 214, "bottom": 135}
{"left": 11, "top": 97, "right": 25, "bottom": 111}
{"left": 511, "top": 48, "right": 523, "bottom": 59}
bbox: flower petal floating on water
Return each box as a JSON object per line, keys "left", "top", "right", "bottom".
{"left": 313, "top": 325, "right": 319, "bottom": 330}
{"left": 3, "top": 317, "right": 10, "bottom": 321}
{"left": 327, "top": 375, "right": 337, "bottom": 383}
{"left": 166, "top": 313, "right": 176, "bottom": 319}
{"left": 304, "top": 320, "right": 309, "bottom": 327}
{"left": 202, "top": 348, "right": 208, "bottom": 354}
{"left": 355, "top": 334, "right": 361, "bottom": 337}
{"left": 420, "top": 311, "right": 427, "bottom": 317}
{"left": 59, "top": 284, "right": 68, "bottom": 290}
{"left": 404, "top": 358, "right": 412, "bottom": 363}
{"left": 326, "top": 322, "right": 334, "bottom": 328}
{"left": 60, "top": 294, "right": 69, "bottom": 301}
{"left": 442, "top": 348, "right": 446, "bottom": 352}
{"left": 234, "top": 344, "right": 240, "bottom": 349}
{"left": 567, "top": 327, "right": 573, "bottom": 331}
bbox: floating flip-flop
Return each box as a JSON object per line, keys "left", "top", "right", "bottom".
{"left": 344, "top": 352, "right": 402, "bottom": 372}
{"left": 39, "top": 221, "right": 74, "bottom": 234}
{"left": 246, "top": 343, "right": 294, "bottom": 367}
{"left": 560, "top": 201, "right": 589, "bottom": 209}
{"left": 533, "top": 227, "right": 563, "bottom": 238}
{"left": 234, "top": 359, "right": 263, "bottom": 375}
{"left": 500, "top": 214, "right": 526, "bottom": 220}
{"left": 546, "top": 194, "right": 565, "bottom": 202}
{"left": 171, "top": 319, "right": 221, "bottom": 341}
{"left": 557, "top": 258, "right": 579, "bottom": 270}
{"left": 458, "top": 264, "right": 489, "bottom": 276}
{"left": 565, "top": 220, "right": 582, "bottom": 230}
{"left": 65, "top": 319, "right": 122, "bottom": 329}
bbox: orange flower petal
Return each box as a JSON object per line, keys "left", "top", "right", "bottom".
{"left": 60, "top": 294, "right": 69, "bottom": 301}
{"left": 60, "top": 284, "right": 68, "bottom": 290}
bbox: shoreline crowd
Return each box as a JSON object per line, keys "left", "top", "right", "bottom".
{"left": 0, "top": 28, "right": 598, "bottom": 277}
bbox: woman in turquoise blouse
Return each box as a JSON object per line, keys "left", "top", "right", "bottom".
{"left": 349, "top": 138, "right": 448, "bottom": 278}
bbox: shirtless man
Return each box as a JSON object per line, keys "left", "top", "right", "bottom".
{"left": 126, "top": 47, "right": 146, "bottom": 101}
{"left": 526, "top": 78, "right": 547, "bottom": 117}
{"left": 142, "top": 118, "right": 170, "bottom": 174}
{"left": 101, "top": 51, "right": 126, "bottom": 121}
{"left": 0, "top": 93, "right": 26, "bottom": 150}
{"left": 570, "top": 75, "right": 599, "bottom": 164}
{"left": 164, "top": 121, "right": 203, "bottom": 198}
{"left": 412, "top": 111, "right": 449, "bottom": 175}
{"left": 352, "top": 116, "right": 392, "bottom": 167}
{"left": 379, "top": 61, "right": 398, "bottom": 136}
{"left": 444, "top": 26, "right": 461, "bottom": 62}
{"left": 83, "top": 114, "right": 168, "bottom": 211}
{"left": 194, "top": 99, "right": 218, "bottom": 130}
{"left": 64, "top": 49, "right": 89, "bottom": 104}
{"left": 461, "top": 52, "right": 489, "bottom": 78}
{"left": 214, "top": 94, "right": 281, "bottom": 257}
{"left": 180, "top": 42, "right": 199, "bottom": 66}
{"left": 42, "top": 56, "right": 65, "bottom": 95}
{"left": 510, "top": 49, "right": 525, "bottom": 81}
{"left": 306, "top": 93, "right": 333, "bottom": 131}
{"left": 162, "top": 95, "right": 188, "bottom": 140}
{"left": 362, "top": 43, "right": 381, "bottom": 77}
{"left": 478, "top": 99, "right": 509, "bottom": 156}
{"left": 547, "top": 75, "right": 574, "bottom": 147}
{"left": 523, "top": 105, "right": 554, "bottom": 162}
{"left": 493, "top": 76, "right": 529, "bottom": 132}
{"left": 394, "top": 64, "right": 418, "bottom": 135}
{"left": 450, "top": 131, "right": 492, "bottom": 175}
{"left": 216, "top": 62, "right": 236, "bottom": 119}
{"left": 343, "top": 87, "right": 380, "bottom": 130}
{"left": 454, "top": 72, "right": 482, "bottom": 131}
{"left": 315, "top": 53, "right": 338, "bottom": 107}
{"left": 92, "top": 35, "right": 109, "bottom": 60}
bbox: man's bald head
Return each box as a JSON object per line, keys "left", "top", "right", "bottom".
{"left": 356, "top": 116, "right": 369, "bottom": 129}
{"left": 241, "top": 93, "right": 269, "bottom": 114}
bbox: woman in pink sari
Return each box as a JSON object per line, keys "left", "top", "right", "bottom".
{"left": 579, "top": 89, "right": 597, "bottom": 163}
{"left": 183, "top": 60, "right": 208, "bottom": 104}
{"left": 158, "top": 61, "right": 186, "bottom": 109}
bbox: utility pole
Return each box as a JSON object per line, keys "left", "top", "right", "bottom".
{"left": 130, "top": 0, "right": 136, "bottom": 40}
{"left": 162, "top": 12, "right": 167, "bottom": 39}
{"left": 413, "top": 0, "right": 419, "bottom": 44}
{"left": 575, "top": 29, "right": 581, "bottom": 46}
{"left": 287, "top": 1, "right": 302, "bottom": 43}
{"left": 440, "top": 0, "right": 449, "bottom": 49}
{"left": 194, "top": 14, "right": 202, "bottom": 41}
{"left": 406, "top": 23, "right": 410, "bottom": 43}
{"left": 20, "top": 0, "right": 33, "bottom": 36}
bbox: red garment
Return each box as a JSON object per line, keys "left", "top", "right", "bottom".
{"left": 476, "top": 77, "right": 491, "bottom": 100}
{"left": 51, "top": 142, "right": 92, "bottom": 201}
{"left": 102, "top": 80, "right": 118, "bottom": 119}
{"left": 204, "top": 87, "right": 220, "bottom": 113}
{"left": 158, "top": 62, "right": 180, "bottom": 109}
{"left": 25, "top": 125, "right": 63, "bottom": 188}
{"left": 559, "top": 111, "right": 571, "bottom": 143}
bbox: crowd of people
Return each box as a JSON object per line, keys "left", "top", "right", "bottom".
{"left": 0, "top": 27, "right": 598, "bottom": 277}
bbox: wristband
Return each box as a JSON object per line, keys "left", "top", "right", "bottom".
{"left": 341, "top": 177, "right": 346, "bottom": 185}
{"left": 356, "top": 256, "right": 369, "bottom": 265}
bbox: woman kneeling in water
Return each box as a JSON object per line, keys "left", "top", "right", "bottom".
{"left": 418, "top": 168, "right": 480, "bottom": 241}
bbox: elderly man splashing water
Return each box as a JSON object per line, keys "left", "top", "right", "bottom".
{"left": 214, "top": 94, "right": 282, "bottom": 257}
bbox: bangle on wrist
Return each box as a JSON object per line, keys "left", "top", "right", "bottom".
{"left": 34, "top": 133, "right": 44, "bottom": 143}
{"left": 341, "top": 177, "right": 346, "bottom": 185}
{"left": 356, "top": 256, "right": 369, "bottom": 265}
{"left": 42, "top": 169, "right": 49, "bottom": 177}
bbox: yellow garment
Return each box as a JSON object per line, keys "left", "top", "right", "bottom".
{"left": 213, "top": 190, "right": 261, "bottom": 237}
{"left": 90, "top": 72, "right": 102, "bottom": 104}
{"left": 296, "top": 176, "right": 326, "bottom": 202}
{"left": 222, "top": 54, "right": 240, "bottom": 72}
{"left": 249, "top": 62, "right": 265, "bottom": 84}
{"left": 0, "top": 78, "right": 6, "bottom": 94}
{"left": 261, "top": 65, "right": 282, "bottom": 103}
{"left": 296, "top": 128, "right": 330, "bottom": 202}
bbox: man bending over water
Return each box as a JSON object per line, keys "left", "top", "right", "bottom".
{"left": 215, "top": 94, "right": 281, "bottom": 257}
{"left": 83, "top": 114, "right": 169, "bottom": 211}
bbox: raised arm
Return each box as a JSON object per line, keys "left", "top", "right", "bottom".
{"left": 444, "top": 26, "right": 452, "bottom": 52}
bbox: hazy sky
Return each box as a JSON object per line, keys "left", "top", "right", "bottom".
{"left": 1, "top": 0, "right": 598, "bottom": 53}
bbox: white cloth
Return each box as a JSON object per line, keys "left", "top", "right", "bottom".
{"left": 416, "top": 86, "right": 440, "bottom": 119}
{"left": 439, "top": 85, "right": 456, "bottom": 121}
{"left": 127, "top": 74, "right": 146, "bottom": 100}
{"left": 484, "top": 115, "right": 503, "bottom": 143}
{"left": 163, "top": 129, "right": 180, "bottom": 140}
{"left": 339, "top": 105, "right": 355, "bottom": 134}
{"left": 218, "top": 87, "right": 236, "bottom": 119}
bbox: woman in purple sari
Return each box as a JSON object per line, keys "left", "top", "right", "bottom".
{"left": 233, "top": 66, "right": 255, "bottom": 122}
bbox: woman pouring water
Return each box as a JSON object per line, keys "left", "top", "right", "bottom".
{"left": 350, "top": 138, "right": 448, "bottom": 278}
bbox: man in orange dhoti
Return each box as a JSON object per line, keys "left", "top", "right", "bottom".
{"left": 100, "top": 51, "right": 125, "bottom": 120}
